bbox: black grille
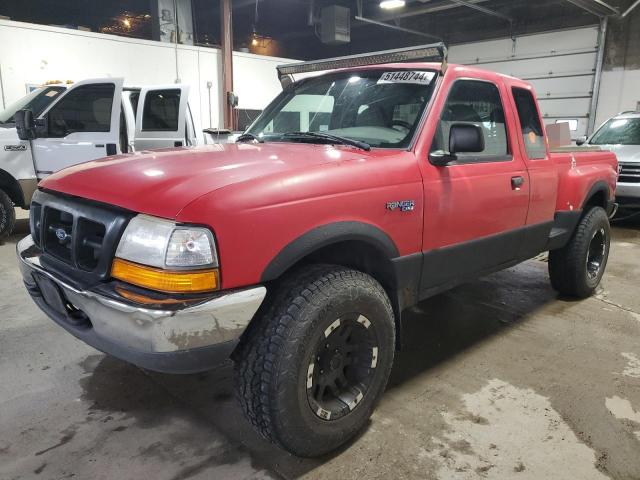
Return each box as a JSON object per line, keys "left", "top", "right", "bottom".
{"left": 30, "top": 190, "right": 134, "bottom": 289}
{"left": 619, "top": 163, "right": 640, "bottom": 183}
{"left": 44, "top": 208, "right": 75, "bottom": 264}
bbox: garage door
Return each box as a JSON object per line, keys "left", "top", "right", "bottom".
{"left": 449, "top": 26, "right": 600, "bottom": 140}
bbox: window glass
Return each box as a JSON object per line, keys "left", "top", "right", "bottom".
{"left": 432, "top": 80, "right": 508, "bottom": 160}
{"left": 142, "top": 89, "right": 181, "bottom": 131}
{"left": 0, "top": 86, "right": 65, "bottom": 124}
{"left": 261, "top": 94, "right": 334, "bottom": 134}
{"left": 237, "top": 109, "right": 262, "bottom": 131}
{"left": 247, "top": 70, "right": 437, "bottom": 149}
{"left": 512, "top": 88, "right": 546, "bottom": 159}
{"left": 47, "top": 84, "right": 115, "bottom": 137}
{"left": 590, "top": 117, "right": 640, "bottom": 145}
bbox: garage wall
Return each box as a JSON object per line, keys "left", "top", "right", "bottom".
{"left": 449, "top": 26, "right": 600, "bottom": 140}
{"left": 0, "top": 19, "right": 295, "bottom": 129}
{"left": 596, "top": 69, "right": 640, "bottom": 127}
{"left": 595, "top": 11, "right": 640, "bottom": 128}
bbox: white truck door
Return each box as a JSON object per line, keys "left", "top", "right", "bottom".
{"left": 133, "top": 85, "right": 190, "bottom": 150}
{"left": 31, "top": 78, "right": 124, "bottom": 178}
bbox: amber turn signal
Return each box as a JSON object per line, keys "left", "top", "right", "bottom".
{"left": 111, "top": 258, "right": 219, "bottom": 293}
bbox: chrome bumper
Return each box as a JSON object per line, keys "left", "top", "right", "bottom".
{"left": 17, "top": 236, "right": 266, "bottom": 373}
{"left": 616, "top": 182, "right": 640, "bottom": 210}
{"left": 616, "top": 183, "right": 640, "bottom": 199}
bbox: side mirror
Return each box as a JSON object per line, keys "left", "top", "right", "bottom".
{"left": 429, "top": 123, "right": 485, "bottom": 167}
{"left": 15, "top": 109, "right": 36, "bottom": 141}
{"left": 575, "top": 135, "right": 588, "bottom": 146}
{"left": 449, "top": 123, "right": 484, "bottom": 154}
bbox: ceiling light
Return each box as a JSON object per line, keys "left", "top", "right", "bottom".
{"left": 380, "top": 0, "right": 406, "bottom": 9}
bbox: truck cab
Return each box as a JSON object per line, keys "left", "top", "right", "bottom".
{"left": 0, "top": 78, "right": 201, "bottom": 239}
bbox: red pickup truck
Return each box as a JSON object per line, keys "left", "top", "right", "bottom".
{"left": 17, "top": 45, "right": 617, "bottom": 457}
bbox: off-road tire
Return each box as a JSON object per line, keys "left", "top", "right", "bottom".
{"left": 234, "top": 264, "right": 395, "bottom": 457}
{"left": 549, "top": 206, "right": 610, "bottom": 298}
{"left": 0, "top": 189, "right": 16, "bottom": 241}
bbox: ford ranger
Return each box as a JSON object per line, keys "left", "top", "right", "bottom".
{"left": 17, "top": 44, "right": 618, "bottom": 457}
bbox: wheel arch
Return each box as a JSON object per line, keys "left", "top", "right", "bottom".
{"left": 261, "top": 222, "right": 400, "bottom": 283}
{"left": 260, "top": 222, "right": 413, "bottom": 349}
{"left": 581, "top": 180, "right": 610, "bottom": 213}
{"left": 0, "top": 169, "right": 26, "bottom": 207}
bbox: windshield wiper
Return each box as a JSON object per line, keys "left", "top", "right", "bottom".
{"left": 236, "top": 132, "right": 264, "bottom": 143}
{"left": 283, "top": 131, "right": 371, "bottom": 151}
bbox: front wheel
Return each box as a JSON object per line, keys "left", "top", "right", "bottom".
{"left": 234, "top": 265, "right": 395, "bottom": 457}
{"left": 549, "top": 206, "right": 611, "bottom": 298}
{"left": 0, "top": 189, "right": 16, "bottom": 241}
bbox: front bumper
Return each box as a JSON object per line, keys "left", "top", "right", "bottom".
{"left": 616, "top": 182, "right": 640, "bottom": 209}
{"left": 17, "top": 236, "right": 266, "bottom": 373}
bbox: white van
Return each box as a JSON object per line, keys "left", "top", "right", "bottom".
{"left": 0, "top": 78, "right": 202, "bottom": 238}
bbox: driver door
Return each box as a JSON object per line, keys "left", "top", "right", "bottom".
{"left": 31, "top": 78, "right": 124, "bottom": 179}
{"left": 133, "top": 85, "right": 190, "bottom": 151}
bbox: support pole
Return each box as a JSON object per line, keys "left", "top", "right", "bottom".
{"left": 588, "top": 16, "right": 607, "bottom": 135}
{"left": 220, "top": 0, "right": 235, "bottom": 130}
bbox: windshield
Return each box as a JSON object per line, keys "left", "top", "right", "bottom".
{"left": 0, "top": 86, "right": 65, "bottom": 124}
{"left": 246, "top": 69, "right": 437, "bottom": 149}
{"left": 590, "top": 117, "right": 640, "bottom": 145}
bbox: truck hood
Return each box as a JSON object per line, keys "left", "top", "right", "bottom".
{"left": 40, "top": 143, "right": 374, "bottom": 219}
{"left": 596, "top": 144, "right": 640, "bottom": 163}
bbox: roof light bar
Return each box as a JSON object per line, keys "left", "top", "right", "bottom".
{"left": 276, "top": 42, "right": 447, "bottom": 86}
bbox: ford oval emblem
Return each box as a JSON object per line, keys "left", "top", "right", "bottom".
{"left": 55, "top": 228, "right": 67, "bottom": 241}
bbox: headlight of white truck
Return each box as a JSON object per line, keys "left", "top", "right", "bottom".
{"left": 112, "top": 215, "right": 219, "bottom": 293}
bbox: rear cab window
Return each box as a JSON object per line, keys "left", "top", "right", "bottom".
{"left": 512, "top": 88, "right": 547, "bottom": 159}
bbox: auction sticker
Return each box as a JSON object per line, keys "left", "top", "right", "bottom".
{"left": 377, "top": 71, "right": 435, "bottom": 85}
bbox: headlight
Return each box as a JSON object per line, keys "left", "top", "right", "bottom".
{"left": 112, "top": 215, "right": 219, "bottom": 293}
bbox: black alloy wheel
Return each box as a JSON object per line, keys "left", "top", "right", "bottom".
{"left": 306, "top": 314, "right": 379, "bottom": 421}
{"left": 586, "top": 227, "right": 606, "bottom": 281}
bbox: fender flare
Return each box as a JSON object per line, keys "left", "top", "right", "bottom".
{"left": 260, "top": 221, "right": 400, "bottom": 282}
{"left": 581, "top": 180, "right": 611, "bottom": 210}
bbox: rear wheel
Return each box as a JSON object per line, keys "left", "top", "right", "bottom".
{"left": 549, "top": 206, "right": 610, "bottom": 298}
{"left": 234, "top": 265, "right": 395, "bottom": 457}
{"left": 0, "top": 189, "right": 16, "bottom": 241}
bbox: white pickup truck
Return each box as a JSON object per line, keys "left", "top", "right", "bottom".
{"left": 0, "top": 78, "right": 203, "bottom": 239}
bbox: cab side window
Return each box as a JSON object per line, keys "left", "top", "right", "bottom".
{"left": 432, "top": 80, "right": 509, "bottom": 162}
{"left": 512, "top": 88, "right": 546, "bottom": 159}
{"left": 47, "top": 84, "right": 115, "bottom": 137}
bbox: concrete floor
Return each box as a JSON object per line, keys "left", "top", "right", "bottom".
{"left": 1, "top": 209, "right": 640, "bottom": 480}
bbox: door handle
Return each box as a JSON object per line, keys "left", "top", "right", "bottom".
{"left": 511, "top": 176, "right": 525, "bottom": 190}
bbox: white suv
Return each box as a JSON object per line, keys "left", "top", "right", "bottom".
{"left": 579, "top": 112, "right": 640, "bottom": 210}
